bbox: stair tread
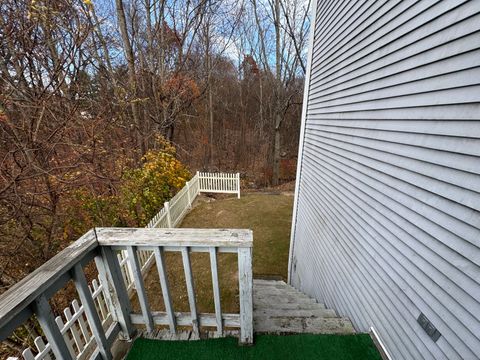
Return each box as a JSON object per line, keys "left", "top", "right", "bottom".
{"left": 254, "top": 316, "right": 355, "bottom": 334}
{"left": 254, "top": 308, "right": 337, "bottom": 318}
{"left": 252, "top": 278, "right": 354, "bottom": 335}
{"left": 253, "top": 279, "right": 287, "bottom": 285}
{"left": 254, "top": 290, "right": 313, "bottom": 299}
{"left": 254, "top": 302, "right": 327, "bottom": 310}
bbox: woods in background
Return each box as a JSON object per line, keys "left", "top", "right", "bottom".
{"left": 0, "top": 0, "right": 309, "bottom": 296}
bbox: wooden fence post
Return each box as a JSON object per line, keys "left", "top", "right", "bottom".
{"left": 237, "top": 173, "right": 241, "bottom": 199}
{"left": 186, "top": 181, "right": 192, "bottom": 208}
{"left": 238, "top": 247, "right": 253, "bottom": 344}
{"left": 165, "top": 201, "right": 172, "bottom": 227}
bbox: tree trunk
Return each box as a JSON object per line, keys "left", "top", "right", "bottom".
{"left": 272, "top": 0, "right": 282, "bottom": 186}
{"left": 115, "top": 0, "right": 146, "bottom": 159}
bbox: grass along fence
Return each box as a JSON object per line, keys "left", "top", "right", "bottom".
{"left": 15, "top": 172, "right": 241, "bottom": 360}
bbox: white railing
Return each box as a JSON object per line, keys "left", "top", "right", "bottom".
{"left": 1, "top": 227, "right": 253, "bottom": 360}
{"left": 12, "top": 172, "right": 242, "bottom": 360}
{"left": 96, "top": 228, "right": 253, "bottom": 345}
{"left": 22, "top": 279, "right": 112, "bottom": 360}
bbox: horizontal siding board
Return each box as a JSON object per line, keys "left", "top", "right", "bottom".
{"left": 307, "top": 104, "right": 480, "bottom": 120}
{"left": 297, "top": 172, "right": 467, "bottom": 359}
{"left": 310, "top": 50, "right": 480, "bottom": 104}
{"left": 311, "top": 1, "right": 476, "bottom": 88}
{"left": 304, "top": 134, "right": 480, "bottom": 211}
{"left": 296, "top": 186, "right": 456, "bottom": 359}
{"left": 290, "top": 0, "right": 480, "bottom": 359}
{"left": 311, "top": 17, "right": 480, "bottom": 97}
{"left": 301, "top": 147, "right": 480, "bottom": 319}
{"left": 306, "top": 123, "right": 480, "bottom": 156}
{"left": 304, "top": 131, "right": 480, "bottom": 232}
{"left": 306, "top": 126, "right": 480, "bottom": 170}
{"left": 309, "top": 68, "right": 480, "bottom": 109}
{"left": 308, "top": 85, "right": 480, "bottom": 112}
{"left": 313, "top": 0, "right": 415, "bottom": 72}
{"left": 307, "top": 119, "right": 480, "bottom": 138}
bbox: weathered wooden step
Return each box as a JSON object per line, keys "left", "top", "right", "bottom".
{"left": 254, "top": 316, "right": 355, "bottom": 334}
{"left": 251, "top": 279, "right": 354, "bottom": 335}
{"left": 254, "top": 290, "right": 314, "bottom": 301}
{"left": 253, "top": 308, "right": 337, "bottom": 318}
{"left": 254, "top": 301, "right": 327, "bottom": 310}
{"left": 253, "top": 279, "right": 287, "bottom": 286}
{"left": 254, "top": 295, "right": 318, "bottom": 306}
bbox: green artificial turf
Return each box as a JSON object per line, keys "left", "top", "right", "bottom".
{"left": 126, "top": 334, "right": 382, "bottom": 360}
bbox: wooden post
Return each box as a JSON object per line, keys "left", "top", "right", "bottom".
{"left": 127, "top": 246, "right": 154, "bottom": 332}
{"left": 32, "top": 294, "right": 73, "bottom": 360}
{"left": 186, "top": 181, "right": 192, "bottom": 208}
{"left": 72, "top": 264, "right": 112, "bottom": 360}
{"left": 181, "top": 247, "right": 199, "bottom": 337}
{"left": 98, "top": 246, "right": 135, "bottom": 339}
{"left": 237, "top": 173, "right": 241, "bottom": 199}
{"left": 238, "top": 247, "right": 253, "bottom": 344}
{"left": 209, "top": 247, "right": 223, "bottom": 336}
{"left": 196, "top": 171, "right": 200, "bottom": 192}
{"left": 165, "top": 201, "right": 172, "bottom": 227}
{"left": 153, "top": 247, "right": 177, "bottom": 334}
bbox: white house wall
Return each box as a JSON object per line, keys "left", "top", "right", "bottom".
{"left": 289, "top": 1, "right": 480, "bottom": 359}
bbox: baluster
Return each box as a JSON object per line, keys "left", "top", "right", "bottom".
{"left": 237, "top": 173, "right": 241, "bottom": 199}
{"left": 31, "top": 294, "right": 73, "bottom": 359}
{"left": 96, "top": 248, "right": 135, "bottom": 339}
{"left": 34, "top": 337, "right": 52, "bottom": 360}
{"left": 64, "top": 307, "right": 83, "bottom": 353}
{"left": 127, "top": 246, "right": 154, "bottom": 332}
{"left": 72, "top": 300, "right": 90, "bottom": 346}
{"left": 186, "top": 181, "right": 192, "bottom": 207}
{"left": 92, "top": 279, "right": 108, "bottom": 323}
{"left": 165, "top": 201, "right": 172, "bottom": 227}
{"left": 181, "top": 247, "right": 199, "bottom": 337}
{"left": 22, "top": 348, "right": 35, "bottom": 360}
{"left": 238, "top": 247, "right": 253, "bottom": 344}
{"left": 72, "top": 264, "right": 112, "bottom": 360}
{"left": 209, "top": 247, "right": 223, "bottom": 336}
{"left": 153, "top": 247, "right": 176, "bottom": 333}
{"left": 55, "top": 316, "right": 77, "bottom": 357}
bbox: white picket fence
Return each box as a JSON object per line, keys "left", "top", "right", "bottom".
{"left": 198, "top": 172, "right": 240, "bottom": 198}
{"left": 124, "top": 172, "right": 240, "bottom": 293}
{"left": 22, "top": 279, "right": 112, "bottom": 360}
{"left": 19, "top": 172, "right": 240, "bottom": 360}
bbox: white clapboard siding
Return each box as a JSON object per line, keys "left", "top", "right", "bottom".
{"left": 289, "top": 1, "right": 480, "bottom": 360}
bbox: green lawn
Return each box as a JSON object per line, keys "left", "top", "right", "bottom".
{"left": 134, "top": 193, "right": 293, "bottom": 314}
{"left": 126, "top": 334, "right": 382, "bottom": 360}
{"left": 181, "top": 193, "right": 294, "bottom": 279}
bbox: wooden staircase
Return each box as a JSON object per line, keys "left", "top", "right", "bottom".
{"left": 253, "top": 279, "right": 355, "bottom": 334}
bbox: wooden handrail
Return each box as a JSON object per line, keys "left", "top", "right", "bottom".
{"left": 95, "top": 228, "right": 253, "bottom": 248}
{"left": 0, "top": 230, "right": 97, "bottom": 340}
